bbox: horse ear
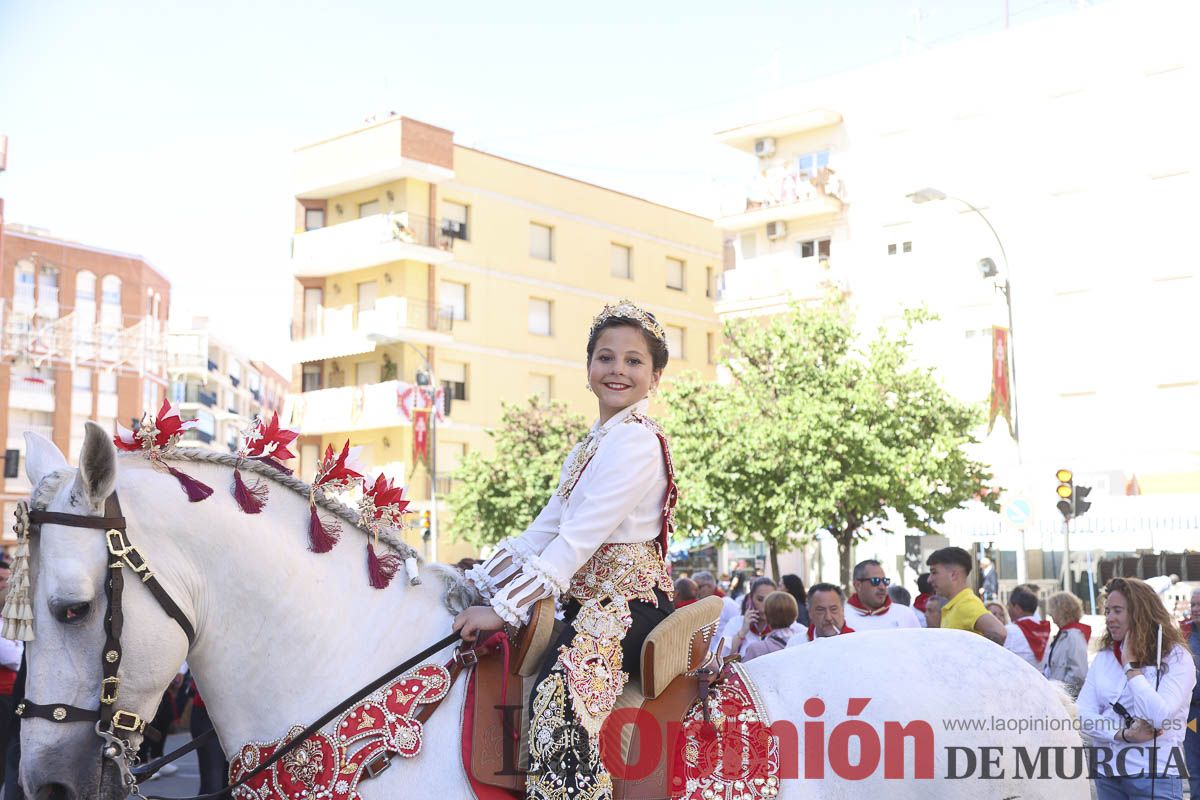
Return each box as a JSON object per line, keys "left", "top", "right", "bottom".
{"left": 24, "top": 430, "right": 68, "bottom": 486}
{"left": 75, "top": 421, "right": 118, "bottom": 507}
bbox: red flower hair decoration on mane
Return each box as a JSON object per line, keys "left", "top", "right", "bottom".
{"left": 230, "top": 412, "right": 300, "bottom": 514}
{"left": 357, "top": 474, "right": 412, "bottom": 589}
{"left": 113, "top": 400, "right": 214, "bottom": 502}
{"left": 306, "top": 441, "right": 366, "bottom": 555}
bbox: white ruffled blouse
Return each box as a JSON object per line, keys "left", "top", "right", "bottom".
{"left": 465, "top": 398, "right": 668, "bottom": 627}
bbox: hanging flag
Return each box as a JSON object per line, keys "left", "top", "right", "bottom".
{"left": 412, "top": 407, "right": 431, "bottom": 467}
{"left": 988, "top": 326, "right": 1014, "bottom": 438}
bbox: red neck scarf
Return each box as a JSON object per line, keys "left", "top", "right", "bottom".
{"left": 1061, "top": 621, "right": 1092, "bottom": 643}
{"left": 1113, "top": 641, "right": 1122, "bottom": 665}
{"left": 846, "top": 594, "right": 891, "bottom": 617}
{"left": 749, "top": 619, "right": 770, "bottom": 638}
{"left": 1014, "top": 617, "right": 1052, "bottom": 661}
{"left": 807, "top": 623, "right": 855, "bottom": 640}
{"left": 676, "top": 598, "right": 698, "bottom": 609}
{"left": 913, "top": 593, "right": 931, "bottom": 613}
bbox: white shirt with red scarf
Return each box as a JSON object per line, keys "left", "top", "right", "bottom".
{"left": 844, "top": 595, "right": 921, "bottom": 632}
{"left": 1004, "top": 615, "right": 1051, "bottom": 669}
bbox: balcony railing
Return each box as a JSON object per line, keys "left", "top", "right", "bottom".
{"left": 198, "top": 390, "right": 218, "bottom": 408}
{"left": 285, "top": 379, "right": 413, "bottom": 435}
{"left": 293, "top": 295, "right": 455, "bottom": 362}
{"left": 717, "top": 169, "right": 845, "bottom": 229}
{"left": 717, "top": 253, "right": 843, "bottom": 306}
{"left": 9, "top": 375, "right": 56, "bottom": 412}
{"left": 292, "top": 212, "right": 455, "bottom": 276}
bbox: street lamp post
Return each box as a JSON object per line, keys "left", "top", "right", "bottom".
{"left": 907, "top": 187, "right": 1020, "bottom": 448}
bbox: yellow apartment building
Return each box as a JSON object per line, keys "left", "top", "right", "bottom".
{"left": 285, "top": 115, "right": 723, "bottom": 564}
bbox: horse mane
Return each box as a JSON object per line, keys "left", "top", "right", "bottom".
{"left": 30, "top": 449, "right": 477, "bottom": 614}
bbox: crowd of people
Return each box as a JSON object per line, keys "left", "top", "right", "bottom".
{"left": 676, "top": 546, "right": 1200, "bottom": 800}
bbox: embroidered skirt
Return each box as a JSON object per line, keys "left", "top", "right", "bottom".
{"left": 526, "top": 543, "right": 674, "bottom": 800}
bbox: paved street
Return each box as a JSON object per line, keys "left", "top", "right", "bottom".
{"left": 136, "top": 734, "right": 203, "bottom": 798}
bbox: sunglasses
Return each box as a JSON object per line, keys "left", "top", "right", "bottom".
{"left": 857, "top": 577, "right": 892, "bottom": 587}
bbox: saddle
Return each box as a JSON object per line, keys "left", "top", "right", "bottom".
{"left": 467, "top": 596, "right": 723, "bottom": 799}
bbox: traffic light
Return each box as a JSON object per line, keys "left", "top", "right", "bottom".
{"left": 420, "top": 510, "right": 432, "bottom": 540}
{"left": 1056, "top": 469, "right": 1074, "bottom": 521}
{"left": 1073, "top": 484, "right": 1093, "bottom": 519}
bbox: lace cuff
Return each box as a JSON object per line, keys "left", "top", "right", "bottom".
{"left": 489, "top": 554, "right": 570, "bottom": 627}
{"left": 463, "top": 541, "right": 529, "bottom": 600}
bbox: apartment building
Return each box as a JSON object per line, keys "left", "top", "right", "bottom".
{"left": 285, "top": 116, "right": 723, "bottom": 564}
{"left": 167, "top": 318, "right": 289, "bottom": 452}
{"left": 711, "top": 0, "right": 1200, "bottom": 588}
{"left": 0, "top": 225, "right": 170, "bottom": 531}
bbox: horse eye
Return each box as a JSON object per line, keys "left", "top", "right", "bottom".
{"left": 52, "top": 601, "right": 92, "bottom": 624}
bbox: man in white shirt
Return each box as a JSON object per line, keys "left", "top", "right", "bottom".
{"left": 1003, "top": 586, "right": 1050, "bottom": 669}
{"left": 844, "top": 560, "right": 921, "bottom": 632}
{"left": 787, "top": 584, "right": 855, "bottom": 646}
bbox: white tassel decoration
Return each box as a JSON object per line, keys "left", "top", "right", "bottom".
{"left": 405, "top": 557, "right": 421, "bottom": 586}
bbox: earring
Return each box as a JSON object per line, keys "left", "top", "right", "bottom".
{"left": 585, "top": 383, "right": 593, "bottom": 393}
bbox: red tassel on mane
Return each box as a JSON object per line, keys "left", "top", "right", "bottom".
{"left": 308, "top": 505, "right": 341, "bottom": 553}
{"left": 166, "top": 465, "right": 214, "bottom": 502}
{"left": 232, "top": 468, "right": 268, "bottom": 514}
{"left": 366, "top": 541, "right": 402, "bottom": 589}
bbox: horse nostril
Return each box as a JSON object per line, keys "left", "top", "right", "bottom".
{"left": 51, "top": 601, "right": 92, "bottom": 624}
{"left": 34, "top": 783, "right": 71, "bottom": 800}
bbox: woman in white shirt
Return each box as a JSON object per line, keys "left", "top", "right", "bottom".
{"left": 719, "top": 576, "right": 776, "bottom": 657}
{"left": 1043, "top": 590, "right": 1090, "bottom": 698}
{"left": 1077, "top": 577, "right": 1196, "bottom": 800}
{"left": 454, "top": 300, "right": 677, "bottom": 800}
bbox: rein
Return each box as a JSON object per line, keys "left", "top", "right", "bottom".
{"left": 19, "top": 491, "right": 467, "bottom": 799}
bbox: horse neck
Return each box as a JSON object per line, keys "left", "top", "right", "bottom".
{"left": 118, "top": 460, "right": 454, "bottom": 749}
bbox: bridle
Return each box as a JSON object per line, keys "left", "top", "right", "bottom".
{"left": 17, "top": 492, "right": 195, "bottom": 792}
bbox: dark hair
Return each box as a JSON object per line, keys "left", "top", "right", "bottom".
{"left": 807, "top": 582, "right": 845, "bottom": 605}
{"left": 916, "top": 572, "right": 933, "bottom": 595}
{"left": 852, "top": 559, "right": 882, "bottom": 581}
{"left": 926, "top": 546, "right": 973, "bottom": 577}
{"left": 1009, "top": 587, "right": 1039, "bottom": 614}
{"left": 586, "top": 316, "right": 669, "bottom": 373}
{"left": 781, "top": 574, "right": 807, "bottom": 605}
{"left": 674, "top": 577, "right": 698, "bottom": 602}
{"left": 888, "top": 585, "right": 912, "bottom": 606}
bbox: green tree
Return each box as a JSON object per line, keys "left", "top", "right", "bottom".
{"left": 446, "top": 396, "right": 589, "bottom": 550}
{"left": 661, "top": 295, "right": 997, "bottom": 587}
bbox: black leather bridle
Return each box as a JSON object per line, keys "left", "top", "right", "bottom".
{"left": 16, "top": 492, "right": 195, "bottom": 790}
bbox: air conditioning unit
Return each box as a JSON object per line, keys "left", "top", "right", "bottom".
{"left": 753, "top": 137, "right": 776, "bottom": 158}
{"left": 766, "top": 221, "right": 787, "bottom": 240}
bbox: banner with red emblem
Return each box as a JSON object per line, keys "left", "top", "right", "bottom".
{"left": 988, "top": 326, "right": 1014, "bottom": 438}
{"left": 412, "top": 408, "right": 431, "bottom": 467}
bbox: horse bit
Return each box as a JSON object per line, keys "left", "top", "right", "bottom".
{"left": 16, "top": 493, "right": 195, "bottom": 793}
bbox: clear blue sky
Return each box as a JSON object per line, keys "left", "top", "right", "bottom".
{"left": 0, "top": 0, "right": 1090, "bottom": 371}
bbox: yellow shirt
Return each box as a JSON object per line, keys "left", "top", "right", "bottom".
{"left": 941, "top": 587, "right": 989, "bottom": 634}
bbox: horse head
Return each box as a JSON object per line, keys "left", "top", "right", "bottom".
{"left": 19, "top": 422, "right": 191, "bottom": 800}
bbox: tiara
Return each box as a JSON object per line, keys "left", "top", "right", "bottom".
{"left": 590, "top": 299, "right": 666, "bottom": 343}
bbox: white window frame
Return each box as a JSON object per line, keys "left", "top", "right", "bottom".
{"left": 528, "top": 298, "right": 553, "bottom": 336}
{"left": 440, "top": 280, "right": 468, "bottom": 321}
{"left": 530, "top": 223, "right": 554, "bottom": 261}
{"left": 666, "top": 325, "right": 685, "bottom": 359}
{"left": 611, "top": 244, "right": 632, "bottom": 279}
{"left": 358, "top": 200, "right": 380, "bottom": 218}
{"left": 666, "top": 257, "right": 686, "bottom": 291}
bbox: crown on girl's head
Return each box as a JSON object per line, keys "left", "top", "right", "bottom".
{"left": 589, "top": 299, "right": 666, "bottom": 343}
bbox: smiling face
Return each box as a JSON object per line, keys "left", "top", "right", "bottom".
{"left": 587, "top": 324, "right": 660, "bottom": 423}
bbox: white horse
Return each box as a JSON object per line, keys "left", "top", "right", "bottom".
{"left": 19, "top": 425, "right": 1088, "bottom": 800}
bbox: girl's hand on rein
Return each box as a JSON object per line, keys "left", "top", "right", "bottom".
{"left": 453, "top": 606, "right": 505, "bottom": 643}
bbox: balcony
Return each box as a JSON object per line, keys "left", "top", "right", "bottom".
{"left": 9, "top": 376, "right": 56, "bottom": 412}
{"left": 198, "top": 389, "right": 218, "bottom": 408}
{"left": 293, "top": 295, "right": 454, "bottom": 363}
{"left": 286, "top": 379, "right": 414, "bottom": 435}
{"left": 9, "top": 423, "right": 54, "bottom": 450}
{"left": 716, "top": 172, "right": 844, "bottom": 232}
{"left": 97, "top": 393, "right": 118, "bottom": 418}
{"left": 181, "top": 429, "right": 215, "bottom": 445}
{"left": 168, "top": 352, "right": 208, "bottom": 376}
{"left": 292, "top": 212, "right": 454, "bottom": 276}
{"left": 715, "top": 109, "right": 844, "bottom": 151}
{"left": 716, "top": 252, "right": 844, "bottom": 312}
{"left": 294, "top": 116, "right": 454, "bottom": 199}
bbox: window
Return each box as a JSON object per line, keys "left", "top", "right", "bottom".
{"left": 611, "top": 244, "right": 632, "bottom": 279}
{"left": 303, "top": 287, "right": 323, "bottom": 337}
{"left": 739, "top": 232, "right": 757, "bottom": 261}
{"left": 902, "top": 241, "right": 912, "bottom": 253}
{"left": 706, "top": 332, "right": 717, "bottom": 365}
{"left": 358, "top": 200, "right": 380, "bottom": 218}
{"left": 300, "top": 443, "right": 319, "bottom": 477}
{"left": 706, "top": 266, "right": 716, "bottom": 299}
{"left": 357, "top": 281, "right": 377, "bottom": 324}
{"left": 440, "top": 281, "right": 468, "bottom": 321}
{"left": 442, "top": 201, "right": 469, "bottom": 240}
{"left": 356, "top": 360, "right": 380, "bottom": 385}
{"left": 797, "top": 150, "right": 830, "bottom": 178}
{"left": 38, "top": 265, "right": 60, "bottom": 309}
{"left": 528, "top": 298, "right": 552, "bottom": 336}
{"left": 529, "top": 373, "right": 553, "bottom": 400}
{"left": 887, "top": 241, "right": 913, "bottom": 256}
{"left": 666, "top": 257, "right": 686, "bottom": 291}
{"left": 888, "top": 244, "right": 897, "bottom": 256}
{"left": 530, "top": 223, "right": 554, "bottom": 261}
{"left": 73, "top": 369, "right": 93, "bottom": 391}
{"left": 437, "top": 441, "right": 467, "bottom": 493}
{"left": 13, "top": 260, "right": 35, "bottom": 308}
{"left": 666, "top": 325, "right": 685, "bottom": 359}
{"left": 305, "top": 208, "right": 325, "bottom": 231}
{"left": 796, "top": 239, "right": 832, "bottom": 260}
{"left": 302, "top": 364, "right": 323, "bottom": 392}
{"left": 440, "top": 361, "right": 467, "bottom": 401}
{"left": 99, "top": 372, "right": 117, "bottom": 395}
